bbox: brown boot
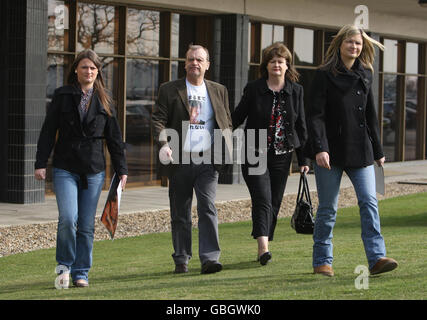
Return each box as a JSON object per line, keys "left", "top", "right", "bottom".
{"left": 313, "top": 265, "right": 334, "bottom": 277}
{"left": 369, "top": 257, "right": 398, "bottom": 275}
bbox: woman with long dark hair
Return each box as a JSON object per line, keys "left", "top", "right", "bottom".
{"left": 35, "top": 49, "right": 128, "bottom": 288}
{"left": 306, "top": 25, "right": 398, "bottom": 277}
{"left": 232, "top": 42, "right": 309, "bottom": 265}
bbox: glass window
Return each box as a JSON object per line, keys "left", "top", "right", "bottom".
{"left": 382, "top": 74, "right": 398, "bottom": 161}
{"left": 46, "top": 54, "right": 69, "bottom": 193}
{"left": 405, "top": 76, "right": 418, "bottom": 160}
{"left": 126, "top": 59, "right": 159, "bottom": 183}
{"left": 261, "top": 24, "right": 273, "bottom": 50}
{"left": 77, "top": 3, "right": 115, "bottom": 54}
{"left": 294, "top": 28, "right": 314, "bottom": 66}
{"left": 171, "top": 13, "right": 180, "bottom": 58}
{"left": 405, "top": 42, "right": 418, "bottom": 74}
{"left": 100, "top": 57, "right": 118, "bottom": 110}
{"left": 46, "top": 55, "right": 67, "bottom": 103}
{"left": 273, "top": 25, "right": 284, "bottom": 43}
{"left": 324, "top": 31, "right": 336, "bottom": 56}
{"left": 127, "top": 8, "right": 160, "bottom": 57}
{"left": 171, "top": 61, "right": 185, "bottom": 80}
{"left": 47, "top": 0, "right": 66, "bottom": 51}
{"left": 383, "top": 39, "right": 398, "bottom": 73}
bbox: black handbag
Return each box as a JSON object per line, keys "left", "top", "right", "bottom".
{"left": 291, "top": 172, "right": 315, "bottom": 234}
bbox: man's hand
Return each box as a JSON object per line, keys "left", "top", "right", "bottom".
{"left": 159, "top": 145, "right": 173, "bottom": 164}
{"left": 315, "top": 152, "right": 331, "bottom": 170}
{"left": 35, "top": 168, "right": 46, "bottom": 180}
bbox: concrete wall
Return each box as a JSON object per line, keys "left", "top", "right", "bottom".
{"left": 118, "top": 0, "right": 427, "bottom": 41}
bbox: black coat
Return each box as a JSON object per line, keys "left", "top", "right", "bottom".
{"left": 306, "top": 59, "right": 383, "bottom": 168}
{"left": 232, "top": 78, "right": 309, "bottom": 166}
{"left": 35, "top": 85, "right": 128, "bottom": 177}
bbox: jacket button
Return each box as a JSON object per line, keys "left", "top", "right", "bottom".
{"left": 356, "top": 90, "right": 361, "bottom": 95}
{"left": 358, "top": 106, "right": 363, "bottom": 111}
{"left": 359, "top": 123, "right": 364, "bottom": 128}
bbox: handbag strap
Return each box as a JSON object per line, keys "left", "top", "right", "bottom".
{"left": 301, "top": 172, "right": 312, "bottom": 205}
{"left": 296, "top": 172, "right": 305, "bottom": 203}
{"left": 296, "top": 172, "right": 312, "bottom": 205}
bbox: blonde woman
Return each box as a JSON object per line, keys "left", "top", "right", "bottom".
{"left": 233, "top": 42, "right": 310, "bottom": 265}
{"left": 306, "top": 25, "right": 398, "bottom": 276}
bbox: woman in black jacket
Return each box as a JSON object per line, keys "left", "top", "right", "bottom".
{"left": 233, "top": 42, "right": 309, "bottom": 265}
{"left": 306, "top": 25, "right": 397, "bottom": 277}
{"left": 35, "top": 49, "right": 128, "bottom": 288}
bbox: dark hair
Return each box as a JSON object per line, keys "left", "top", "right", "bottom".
{"left": 67, "top": 49, "right": 112, "bottom": 116}
{"left": 260, "top": 42, "right": 299, "bottom": 82}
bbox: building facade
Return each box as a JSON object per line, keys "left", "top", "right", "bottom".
{"left": 1, "top": 0, "right": 426, "bottom": 203}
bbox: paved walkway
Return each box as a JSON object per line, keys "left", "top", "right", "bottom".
{"left": 1, "top": 160, "right": 427, "bottom": 227}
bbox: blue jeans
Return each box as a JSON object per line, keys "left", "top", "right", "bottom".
{"left": 53, "top": 168, "right": 105, "bottom": 282}
{"left": 312, "top": 163, "right": 386, "bottom": 269}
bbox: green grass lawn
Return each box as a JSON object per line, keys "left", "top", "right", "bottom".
{"left": 0, "top": 193, "right": 426, "bottom": 300}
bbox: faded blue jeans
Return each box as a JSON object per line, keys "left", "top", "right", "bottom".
{"left": 53, "top": 168, "right": 105, "bottom": 282}
{"left": 312, "top": 163, "right": 386, "bottom": 269}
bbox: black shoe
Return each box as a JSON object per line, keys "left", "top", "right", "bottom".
{"left": 201, "top": 261, "right": 223, "bottom": 274}
{"left": 174, "top": 263, "right": 188, "bottom": 274}
{"left": 259, "top": 251, "right": 272, "bottom": 266}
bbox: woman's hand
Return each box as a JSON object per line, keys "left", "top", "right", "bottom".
{"left": 375, "top": 156, "right": 385, "bottom": 167}
{"left": 300, "top": 166, "right": 310, "bottom": 174}
{"left": 35, "top": 168, "right": 46, "bottom": 180}
{"left": 120, "top": 175, "right": 128, "bottom": 191}
{"left": 315, "top": 152, "right": 331, "bottom": 170}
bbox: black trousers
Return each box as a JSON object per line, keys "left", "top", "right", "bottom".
{"left": 242, "top": 150, "right": 293, "bottom": 241}
{"left": 168, "top": 163, "right": 220, "bottom": 265}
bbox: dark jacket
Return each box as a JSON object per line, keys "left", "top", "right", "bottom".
{"left": 232, "top": 78, "right": 309, "bottom": 166}
{"left": 305, "top": 59, "right": 383, "bottom": 168}
{"left": 35, "top": 85, "right": 128, "bottom": 177}
{"left": 151, "top": 78, "right": 233, "bottom": 176}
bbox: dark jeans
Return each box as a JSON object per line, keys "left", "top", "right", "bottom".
{"left": 168, "top": 163, "right": 220, "bottom": 265}
{"left": 242, "top": 150, "right": 293, "bottom": 241}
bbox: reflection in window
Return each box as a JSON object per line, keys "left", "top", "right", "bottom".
{"left": 383, "top": 39, "right": 398, "bottom": 73}
{"left": 382, "top": 74, "right": 397, "bottom": 161}
{"left": 100, "top": 57, "right": 117, "bottom": 110}
{"left": 324, "top": 31, "right": 336, "bottom": 56}
{"left": 261, "top": 24, "right": 284, "bottom": 51}
{"left": 46, "top": 55, "right": 66, "bottom": 102}
{"left": 273, "top": 25, "right": 284, "bottom": 43}
{"left": 261, "top": 24, "right": 273, "bottom": 51}
{"left": 47, "top": 0, "right": 65, "bottom": 51}
{"left": 77, "top": 3, "right": 115, "bottom": 54}
{"left": 46, "top": 54, "right": 68, "bottom": 193}
{"left": 127, "top": 9, "right": 160, "bottom": 57}
{"left": 405, "top": 43, "right": 418, "bottom": 75}
{"left": 126, "top": 59, "right": 158, "bottom": 183}
{"left": 294, "top": 28, "right": 314, "bottom": 66}
{"left": 171, "top": 13, "right": 180, "bottom": 58}
{"left": 405, "top": 76, "right": 418, "bottom": 160}
{"left": 248, "top": 66, "right": 260, "bottom": 82}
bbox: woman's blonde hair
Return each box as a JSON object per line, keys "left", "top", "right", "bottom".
{"left": 260, "top": 42, "right": 299, "bottom": 82}
{"left": 68, "top": 49, "right": 113, "bottom": 116}
{"left": 322, "top": 24, "right": 384, "bottom": 74}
